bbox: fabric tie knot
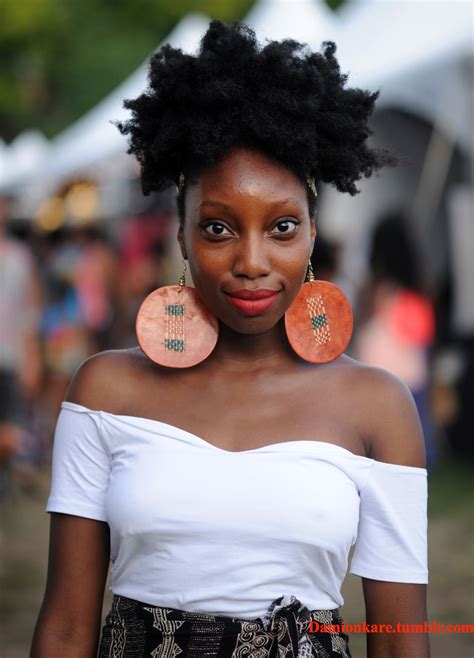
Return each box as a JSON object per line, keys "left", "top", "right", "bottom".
{"left": 259, "top": 594, "right": 314, "bottom": 657}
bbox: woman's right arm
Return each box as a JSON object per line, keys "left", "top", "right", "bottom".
{"left": 30, "top": 513, "right": 110, "bottom": 657}
{"left": 31, "top": 351, "right": 122, "bottom": 657}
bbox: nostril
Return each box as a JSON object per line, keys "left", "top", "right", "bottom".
{"left": 232, "top": 256, "right": 272, "bottom": 278}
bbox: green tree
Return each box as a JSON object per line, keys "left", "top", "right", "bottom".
{"left": 0, "top": 0, "right": 345, "bottom": 141}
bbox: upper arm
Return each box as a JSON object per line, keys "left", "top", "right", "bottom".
{"left": 362, "top": 579, "right": 429, "bottom": 658}
{"left": 32, "top": 353, "right": 118, "bottom": 654}
{"left": 31, "top": 514, "right": 110, "bottom": 654}
{"left": 363, "top": 366, "right": 426, "bottom": 468}
{"left": 357, "top": 367, "right": 429, "bottom": 657}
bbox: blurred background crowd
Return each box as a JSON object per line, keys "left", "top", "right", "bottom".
{"left": 0, "top": 1, "right": 472, "bottom": 656}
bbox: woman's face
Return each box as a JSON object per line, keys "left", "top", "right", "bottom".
{"left": 178, "top": 147, "right": 316, "bottom": 335}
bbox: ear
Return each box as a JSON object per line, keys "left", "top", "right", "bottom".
{"left": 177, "top": 221, "right": 188, "bottom": 260}
{"left": 310, "top": 217, "right": 317, "bottom": 250}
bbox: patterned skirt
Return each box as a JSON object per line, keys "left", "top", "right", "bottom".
{"left": 98, "top": 593, "right": 352, "bottom": 657}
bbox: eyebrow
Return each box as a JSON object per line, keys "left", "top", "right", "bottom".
{"left": 196, "top": 197, "right": 304, "bottom": 212}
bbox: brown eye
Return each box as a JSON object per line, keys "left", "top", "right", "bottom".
{"left": 203, "top": 222, "right": 231, "bottom": 236}
{"left": 270, "top": 219, "right": 299, "bottom": 234}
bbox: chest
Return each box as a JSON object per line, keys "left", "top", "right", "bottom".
{"left": 103, "top": 427, "right": 364, "bottom": 557}
{"left": 127, "top": 366, "right": 368, "bottom": 457}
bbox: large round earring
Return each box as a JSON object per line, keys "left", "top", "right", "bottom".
{"left": 284, "top": 260, "right": 353, "bottom": 364}
{"left": 136, "top": 260, "right": 219, "bottom": 368}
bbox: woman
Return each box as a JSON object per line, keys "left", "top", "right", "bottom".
{"left": 31, "top": 21, "right": 429, "bottom": 658}
{"left": 354, "top": 211, "right": 437, "bottom": 467}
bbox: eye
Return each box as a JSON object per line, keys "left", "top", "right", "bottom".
{"left": 202, "top": 221, "right": 232, "bottom": 237}
{"left": 270, "top": 219, "right": 299, "bottom": 235}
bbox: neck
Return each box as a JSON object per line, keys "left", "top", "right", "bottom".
{"left": 207, "top": 316, "right": 297, "bottom": 371}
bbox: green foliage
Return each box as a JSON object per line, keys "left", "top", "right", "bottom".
{"left": 324, "top": 0, "right": 346, "bottom": 11}
{"left": 0, "top": 0, "right": 344, "bottom": 141}
{"left": 0, "top": 0, "right": 254, "bottom": 140}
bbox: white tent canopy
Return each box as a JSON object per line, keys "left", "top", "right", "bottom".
{"left": 246, "top": 0, "right": 472, "bottom": 149}
{"left": 0, "top": 130, "right": 50, "bottom": 191}
{"left": 315, "top": 0, "right": 473, "bottom": 299}
{"left": 18, "top": 12, "right": 210, "bottom": 194}
{"left": 45, "top": 0, "right": 474, "bottom": 183}
{"left": 2, "top": 0, "right": 472, "bottom": 198}
{"left": 337, "top": 0, "right": 472, "bottom": 81}
{"left": 47, "top": 0, "right": 340, "bottom": 188}
{"left": 245, "top": 0, "right": 339, "bottom": 44}
{"left": 334, "top": 0, "right": 473, "bottom": 146}
{"left": 49, "top": 12, "right": 210, "bottom": 181}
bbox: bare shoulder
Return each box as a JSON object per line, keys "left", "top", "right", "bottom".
{"left": 65, "top": 346, "right": 153, "bottom": 413}
{"left": 335, "top": 355, "right": 426, "bottom": 468}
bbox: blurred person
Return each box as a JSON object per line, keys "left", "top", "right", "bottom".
{"left": 353, "top": 212, "right": 437, "bottom": 467}
{"left": 0, "top": 197, "right": 43, "bottom": 497}
{"left": 32, "top": 22, "right": 429, "bottom": 658}
{"left": 38, "top": 221, "right": 119, "bottom": 446}
{"left": 117, "top": 211, "right": 173, "bottom": 346}
{"left": 38, "top": 227, "right": 92, "bottom": 441}
{"left": 310, "top": 233, "right": 339, "bottom": 283}
{"left": 70, "top": 222, "right": 120, "bottom": 352}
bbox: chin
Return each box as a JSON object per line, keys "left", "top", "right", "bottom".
{"left": 219, "top": 313, "right": 282, "bottom": 335}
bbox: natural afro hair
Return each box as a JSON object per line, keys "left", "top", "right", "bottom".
{"left": 117, "top": 20, "right": 396, "bottom": 210}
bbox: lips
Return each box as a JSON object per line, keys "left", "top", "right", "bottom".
{"left": 227, "top": 289, "right": 280, "bottom": 300}
{"left": 225, "top": 289, "right": 281, "bottom": 315}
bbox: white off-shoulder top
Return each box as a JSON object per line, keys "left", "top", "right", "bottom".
{"left": 45, "top": 401, "right": 428, "bottom": 619}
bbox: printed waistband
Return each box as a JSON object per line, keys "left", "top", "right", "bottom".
{"left": 98, "top": 593, "right": 352, "bottom": 657}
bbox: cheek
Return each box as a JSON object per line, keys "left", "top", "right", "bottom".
{"left": 186, "top": 240, "right": 223, "bottom": 280}
{"left": 184, "top": 223, "right": 311, "bottom": 297}
{"left": 184, "top": 224, "right": 229, "bottom": 288}
{"left": 279, "top": 241, "right": 311, "bottom": 282}
{"left": 186, "top": 249, "right": 227, "bottom": 300}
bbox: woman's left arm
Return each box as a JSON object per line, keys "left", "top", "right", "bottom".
{"left": 360, "top": 367, "right": 430, "bottom": 658}
{"left": 362, "top": 580, "right": 429, "bottom": 657}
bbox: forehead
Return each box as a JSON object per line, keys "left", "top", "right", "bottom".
{"left": 195, "top": 147, "right": 306, "bottom": 202}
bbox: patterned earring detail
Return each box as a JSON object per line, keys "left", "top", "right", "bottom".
{"left": 284, "top": 260, "right": 353, "bottom": 364}
{"left": 135, "top": 260, "right": 219, "bottom": 368}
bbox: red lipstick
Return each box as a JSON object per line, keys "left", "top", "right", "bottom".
{"left": 225, "top": 289, "right": 280, "bottom": 315}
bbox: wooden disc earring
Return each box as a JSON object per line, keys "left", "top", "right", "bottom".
{"left": 284, "top": 260, "right": 353, "bottom": 364}
{"left": 136, "top": 260, "right": 219, "bottom": 368}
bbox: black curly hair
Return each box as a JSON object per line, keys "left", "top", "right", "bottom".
{"left": 117, "top": 19, "right": 397, "bottom": 221}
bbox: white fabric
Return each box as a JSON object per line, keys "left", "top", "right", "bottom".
{"left": 46, "top": 401, "right": 428, "bottom": 619}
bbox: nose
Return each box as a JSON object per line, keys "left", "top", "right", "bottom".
{"left": 232, "top": 231, "right": 271, "bottom": 280}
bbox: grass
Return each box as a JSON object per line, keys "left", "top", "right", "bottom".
{"left": 0, "top": 454, "right": 472, "bottom": 658}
